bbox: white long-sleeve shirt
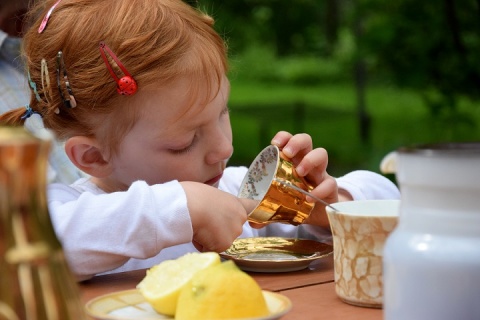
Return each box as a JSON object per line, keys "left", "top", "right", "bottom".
{"left": 48, "top": 167, "right": 400, "bottom": 281}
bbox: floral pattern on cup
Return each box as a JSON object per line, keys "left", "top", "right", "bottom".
{"left": 326, "top": 200, "right": 399, "bottom": 308}
{"left": 239, "top": 145, "right": 277, "bottom": 199}
{"left": 239, "top": 145, "right": 314, "bottom": 225}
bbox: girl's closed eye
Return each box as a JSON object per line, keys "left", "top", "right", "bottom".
{"left": 170, "top": 136, "right": 197, "bottom": 154}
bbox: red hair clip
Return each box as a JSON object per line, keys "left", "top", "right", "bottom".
{"left": 99, "top": 41, "right": 138, "bottom": 96}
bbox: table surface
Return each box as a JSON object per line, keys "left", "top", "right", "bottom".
{"left": 79, "top": 255, "right": 382, "bottom": 320}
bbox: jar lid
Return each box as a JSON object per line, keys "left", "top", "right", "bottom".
{"left": 398, "top": 142, "right": 480, "bottom": 156}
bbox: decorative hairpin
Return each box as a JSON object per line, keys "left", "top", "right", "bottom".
{"left": 41, "top": 58, "right": 60, "bottom": 114}
{"left": 99, "top": 41, "right": 138, "bottom": 96}
{"left": 27, "top": 70, "right": 42, "bottom": 102}
{"left": 56, "top": 51, "right": 77, "bottom": 109}
{"left": 41, "top": 59, "right": 52, "bottom": 101}
{"left": 21, "top": 105, "right": 41, "bottom": 120}
{"left": 38, "top": 0, "right": 63, "bottom": 33}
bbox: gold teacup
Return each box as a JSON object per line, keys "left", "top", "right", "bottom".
{"left": 238, "top": 145, "right": 315, "bottom": 225}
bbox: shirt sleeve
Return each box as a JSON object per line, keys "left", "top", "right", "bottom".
{"left": 336, "top": 170, "right": 400, "bottom": 200}
{"left": 48, "top": 180, "right": 192, "bottom": 281}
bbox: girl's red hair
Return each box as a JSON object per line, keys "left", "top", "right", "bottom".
{"left": 1, "top": 0, "right": 228, "bottom": 156}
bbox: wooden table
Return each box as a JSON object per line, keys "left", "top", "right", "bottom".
{"left": 79, "top": 255, "right": 382, "bottom": 320}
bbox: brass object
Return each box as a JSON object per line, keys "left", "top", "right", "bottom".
{"left": 0, "top": 126, "right": 86, "bottom": 319}
{"left": 238, "top": 145, "right": 315, "bottom": 225}
{"left": 220, "top": 237, "right": 333, "bottom": 273}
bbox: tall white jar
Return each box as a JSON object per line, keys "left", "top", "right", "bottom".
{"left": 383, "top": 143, "right": 480, "bottom": 320}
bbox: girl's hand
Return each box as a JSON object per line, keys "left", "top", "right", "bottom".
{"left": 180, "top": 181, "right": 249, "bottom": 252}
{"left": 271, "top": 131, "right": 338, "bottom": 228}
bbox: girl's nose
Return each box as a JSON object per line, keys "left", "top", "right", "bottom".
{"left": 206, "top": 130, "right": 233, "bottom": 165}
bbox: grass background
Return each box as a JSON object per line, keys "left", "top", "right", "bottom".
{"left": 227, "top": 77, "right": 480, "bottom": 180}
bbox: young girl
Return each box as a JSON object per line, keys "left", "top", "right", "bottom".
{"left": 0, "top": 0, "right": 399, "bottom": 281}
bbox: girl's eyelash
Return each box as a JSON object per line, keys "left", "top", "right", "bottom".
{"left": 170, "top": 107, "right": 228, "bottom": 155}
{"left": 170, "top": 137, "right": 197, "bottom": 154}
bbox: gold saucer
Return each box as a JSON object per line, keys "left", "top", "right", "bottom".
{"left": 220, "top": 237, "right": 333, "bottom": 272}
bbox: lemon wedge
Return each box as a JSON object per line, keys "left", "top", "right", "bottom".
{"left": 136, "top": 252, "right": 221, "bottom": 316}
{"left": 176, "top": 260, "right": 269, "bottom": 319}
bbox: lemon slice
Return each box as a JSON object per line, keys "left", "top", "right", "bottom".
{"left": 136, "top": 252, "right": 221, "bottom": 316}
{"left": 176, "top": 260, "right": 269, "bottom": 319}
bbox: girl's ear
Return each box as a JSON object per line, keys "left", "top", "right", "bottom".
{"left": 65, "top": 136, "right": 112, "bottom": 178}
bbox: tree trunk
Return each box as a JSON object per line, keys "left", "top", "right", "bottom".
{"left": 353, "top": 4, "right": 370, "bottom": 143}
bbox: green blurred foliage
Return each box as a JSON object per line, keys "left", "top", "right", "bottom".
{"left": 200, "top": 0, "right": 332, "bottom": 56}
{"left": 201, "top": 0, "right": 480, "bottom": 117}
{"left": 360, "top": 0, "right": 480, "bottom": 115}
{"left": 197, "top": 0, "right": 480, "bottom": 174}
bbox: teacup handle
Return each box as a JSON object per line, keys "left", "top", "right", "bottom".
{"left": 274, "top": 178, "right": 338, "bottom": 211}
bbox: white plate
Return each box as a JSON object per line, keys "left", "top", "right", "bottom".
{"left": 85, "top": 289, "right": 291, "bottom": 320}
{"left": 220, "top": 237, "right": 333, "bottom": 272}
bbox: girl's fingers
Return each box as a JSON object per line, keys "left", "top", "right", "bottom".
{"left": 280, "top": 133, "right": 312, "bottom": 160}
{"left": 311, "top": 176, "right": 338, "bottom": 204}
{"left": 295, "top": 147, "right": 328, "bottom": 180}
{"left": 271, "top": 131, "right": 293, "bottom": 149}
{"left": 248, "top": 221, "right": 266, "bottom": 229}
